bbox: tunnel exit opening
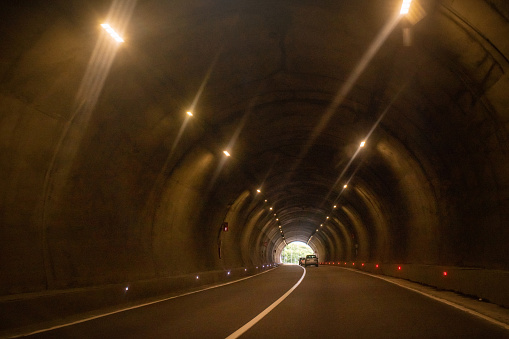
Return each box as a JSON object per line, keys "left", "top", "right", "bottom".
{"left": 280, "top": 241, "right": 314, "bottom": 264}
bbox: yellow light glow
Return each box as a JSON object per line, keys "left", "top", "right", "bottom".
{"left": 344, "top": 184, "right": 348, "bottom": 188}
{"left": 187, "top": 111, "right": 193, "bottom": 117}
{"left": 269, "top": 207, "right": 273, "bottom": 210}
{"left": 326, "top": 216, "right": 329, "bottom": 219}
{"left": 400, "top": 0, "right": 412, "bottom": 15}
{"left": 223, "top": 150, "right": 231, "bottom": 157}
{"left": 360, "top": 141, "right": 366, "bottom": 148}
{"left": 333, "top": 205, "right": 337, "bottom": 209}
{"left": 100, "top": 23, "right": 124, "bottom": 43}
{"left": 256, "top": 189, "right": 261, "bottom": 193}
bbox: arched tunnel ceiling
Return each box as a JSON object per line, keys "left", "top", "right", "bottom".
{"left": 2, "top": 0, "right": 509, "bottom": 291}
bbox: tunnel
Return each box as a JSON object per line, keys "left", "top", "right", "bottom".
{"left": 1, "top": 0, "right": 509, "bottom": 335}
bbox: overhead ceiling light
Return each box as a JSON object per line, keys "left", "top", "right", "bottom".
{"left": 269, "top": 207, "right": 273, "bottom": 210}
{"left": 326, "top": 216, "right": 329, "bottom": 219}
{"left": 360, "top": 141, "right": 366, "bottom": 148}
{"left": 333, "top": 205, "right": 337, "bottom": 209}
{"left": 344, "top": 184, "right": 348, "bottom": 189}
{"left": 400, "top": 0, "right": 412, "bottom": 15}
{"left": 100, "top": 23, "right": 124, "bottom": 43}
{"left": 223, "top": 150, "right": 231, "bottom": 157}
{"left": 186, "top": 111, "right": 193, "bottom": 117}
{"left": 256, "top": 189, "right": 261, "bottom": 193}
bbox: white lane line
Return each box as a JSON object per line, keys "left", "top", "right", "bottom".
{"left": 343, "top": 267, "right": 509, "bottom": 331}
{"left": 13, "top": 267, "right": 277, "bottom": 338}
{"left": 225, "top": 265, "right": 306, "bottom": 339}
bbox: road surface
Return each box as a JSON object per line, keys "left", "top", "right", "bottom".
{"left": 23, "top": 265, "right": 509, "bottom": 338}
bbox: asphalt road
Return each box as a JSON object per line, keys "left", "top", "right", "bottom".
{"left": 24, "top": 265, "right": 509, "bottom": 338}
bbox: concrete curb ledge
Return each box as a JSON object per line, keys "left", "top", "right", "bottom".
{"left": 321, "top": 262, "right": 509, "bottom": 308}
{"left": 0, "top": 265, "right": 276, "bottom": 337}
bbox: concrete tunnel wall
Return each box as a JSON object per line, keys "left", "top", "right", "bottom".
{"left": 1, "top": 0, "right": 509, "bottom": 308}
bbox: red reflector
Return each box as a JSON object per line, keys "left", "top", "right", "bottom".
{"left": 376, "top": 264, "right": 379, "bottom": 268}
{"left": 332, "top": 262, "right": 335, "bottom": 264}
{"left": 398, "top": 266, "right": 401, "bottom": 270}
{"left": 352, "top": 263, "right": 355, "bottom": 265}
{"left": 362, "top": 263, "right": 365, "bottom": 266}
{"left": 344, "top": 262, "right": 346, "bottom": 265}
{"left": 443, "top": 271, "right": 447, "bottom": 276}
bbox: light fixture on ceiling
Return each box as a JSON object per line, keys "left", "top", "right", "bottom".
{"left": 400, "top": 0, "right": 412, "bottom": 15}
{"left": 100, "top": 23, "right": 124, "bottom": 43}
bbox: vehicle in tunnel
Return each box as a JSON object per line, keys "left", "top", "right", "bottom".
{"left": 305, "top": 255, "right": 319, "bottom": 267}
{"left": 299, "top": 257, "right": 305, "bottom": 266}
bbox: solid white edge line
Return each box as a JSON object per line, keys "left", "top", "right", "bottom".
{"left": 13, "top": 267, "right": 278, "bottom": 338}
{"left": 342, "top": 267, "right": 509, "bottom": 331}
{"left": 225, "top": 265, "right": 306, "bottom": 339}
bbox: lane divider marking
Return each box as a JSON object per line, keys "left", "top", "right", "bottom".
{"left": 225, "top": 265, "right": 306, "bottom": 339}
{"left": 342, "top": 267, "right": 509, "bottom": 331}
{"left": 12, "top": 267, "right": 278, "bottom": 338}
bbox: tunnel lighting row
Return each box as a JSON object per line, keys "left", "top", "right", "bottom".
{"left": 102, "top": 0, "right": 412, "bottom": 44}
{"left": 185, "top": 110, "right": 233, "bottom": 158}
{"left": 256, "top": 189, "right": 287, "bottom": 244}
{"left": 310, "top": 140, "right": 367, "bottom": 242}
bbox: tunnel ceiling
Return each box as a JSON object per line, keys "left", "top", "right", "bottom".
{"left": 2, "top": 0, "right": 509, "bottom": 290}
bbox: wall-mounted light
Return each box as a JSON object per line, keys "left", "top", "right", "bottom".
{"left": 343, "top": 184, "right": 348, "bottom": 189}
{"left": 256, "top": 189, "right": 261, "bottom": 193}
{"left": 223, "top": 150, "right": 231, "bottom": 157}
{"left": 186, "top": 111, "right": 193, "bottom": 117}
{"left": 360, "top": 141, "right": 366, "bottom": 148}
